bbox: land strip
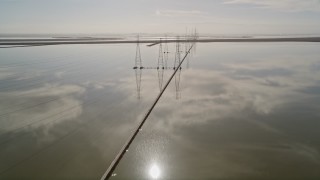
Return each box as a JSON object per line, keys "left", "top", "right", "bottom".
{"left": 1, "top": 37, "right": 320, "bottom": 48}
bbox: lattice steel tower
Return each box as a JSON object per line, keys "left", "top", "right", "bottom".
{"left": 174, "top": 36, "right": 182, "bottom": 99}
{"left": 164, "top": 35, "right": 169, "bottom": 69}
{"left": 157, "top": 38, "right": 164, "bottom": 69}
{"left": 157, "top": 38, "right": 164, "bottom": 91}
{"left": 174, "top": 36, "right": 181, "bottom": 69}
{"left": 134, "top": 35, "right": 143, "bottom": 99}
{"left": 134, "top": 35, "right": 142, "bottom": 69}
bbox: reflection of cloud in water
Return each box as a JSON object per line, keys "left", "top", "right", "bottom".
{"left": 155, "top": 54, "right": 320, "bottom": 126}
{"left": 0, "top": 84, "right": 85, "bottom": 132}
{"left": 118, "top": 70, "right": 164, "bottom": 101}
{"left": 0, "top": 67, "right": 44, "bottom": 81}
{"left": 0, "top": 68, "right": 15, "bottom": 80}
{"left": 0, "top": 78, "right": 155, "bottom": 179}
{"left": 5, "top": 83, "right": 85, "bottom": 97}
{"left": 81, "top": 80, "right": 117, "bottom": 90}
{"left": 117, "top": 54, "right": 320, "bottom": 140}
{"left": 113, "top": 49, "right": 320, "bottom": 179}
{"left": 0, "top": 44, "right": 164, "bottom": 179}
{"left": 54, "top": 71, "right": 66, "bottom": 78}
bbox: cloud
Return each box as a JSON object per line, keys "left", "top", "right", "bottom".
{"left": 224, "top": 0, "right": 320, "bottom": 12}
{"left": 155, "top": 9, "right": 207, "bottom": 17}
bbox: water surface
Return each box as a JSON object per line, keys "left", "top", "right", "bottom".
{"left": 111, "top": 43, "right": 320, "bottom": 180}
{"left": 1, "top": 42, "right": 320, "bottom": 179}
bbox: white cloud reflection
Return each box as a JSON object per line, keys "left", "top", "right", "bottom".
{"left": 112, "top": 43, "right": 320, "bottom": 179}
{"left": 0, "top": 84, "right": 85, "bottom": 132}
{"left": 0, "top": 68, "right": 14, "bottom": 80}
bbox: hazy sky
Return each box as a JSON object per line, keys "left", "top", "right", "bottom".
{"left": 1, "top": 0, "right": 320, "bottom": 34}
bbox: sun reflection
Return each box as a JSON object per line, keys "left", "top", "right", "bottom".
{"left": 149, "top": 164, "right": 161, "bottom": 179}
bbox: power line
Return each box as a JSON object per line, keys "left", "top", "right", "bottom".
{"left": 100, "top": 42, "right": 194, "bottom": 180}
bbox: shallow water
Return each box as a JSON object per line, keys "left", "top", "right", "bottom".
{"left": 0, "top": 43, "right": 168, "bottom": 179}
{"left": 112, "top": 43, "right": 320, "bottom": 180}
{"left": 0, "top": 42, "right": 320, "bottom": 179}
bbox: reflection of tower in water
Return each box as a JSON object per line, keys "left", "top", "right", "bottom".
{"left": 157, "top": 68, "right": 164, "bottom": 92}
{"left": 175, "top": 67, "right": 182, "bottom": 99}
{"left": 135, "top": 67, "right": 142, "bottom": 99}
{"left": 157, "top": 38, "right": 164, "bottom": 92}
{"left": 133, "top": 35, "right": 143, "bottom": 99}
{"left": 174, "top": 37, "right": 182, "bottom": 99}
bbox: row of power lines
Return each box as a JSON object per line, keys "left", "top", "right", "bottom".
{"left": 133, "top": 29, "right": 198, "bottom": 100}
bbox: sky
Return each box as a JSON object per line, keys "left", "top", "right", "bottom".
{"left": 1, "top": 0, "right": 320, "bottom": 35}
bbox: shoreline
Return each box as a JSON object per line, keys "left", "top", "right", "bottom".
{"left": 1, "top": 37, "right": 320, "bottom": 48}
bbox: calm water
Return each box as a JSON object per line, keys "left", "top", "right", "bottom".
{"left": 1, "top": 43, "right": 320, "bottom": 179}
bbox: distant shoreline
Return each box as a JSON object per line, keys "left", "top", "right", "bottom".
{"left": 1, "top": 37, "right": 320, "bottom": 48}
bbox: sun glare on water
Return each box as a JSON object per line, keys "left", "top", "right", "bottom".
{"left": 149, "top": 164, "right": 161, "bottom": 179}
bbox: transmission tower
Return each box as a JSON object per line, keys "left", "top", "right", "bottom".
{"left": 157, "top": 38, "right": 164, "bottom": 69}
{"left": 155, "top": 38, "right": 164, "bottom": 91}
{"left": 192, "top": 28, "right": 198, "bottom": 55}
{"left": 185, "top": 28, "right": 190, "bottom": 69}
{"left": 164, "top": 35, "right": 169, "bottom": 69}
{"left": 174, "top": 36, "right": 181, "bottom": 70}
{"left": 174, "top": 36, "right": 181, "bottom": 99}
{"left": 133, "top": 35, "right": 143, "bottom": 99}
{"left": 133, "top": 35, "right": 142, "bottom": 69}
